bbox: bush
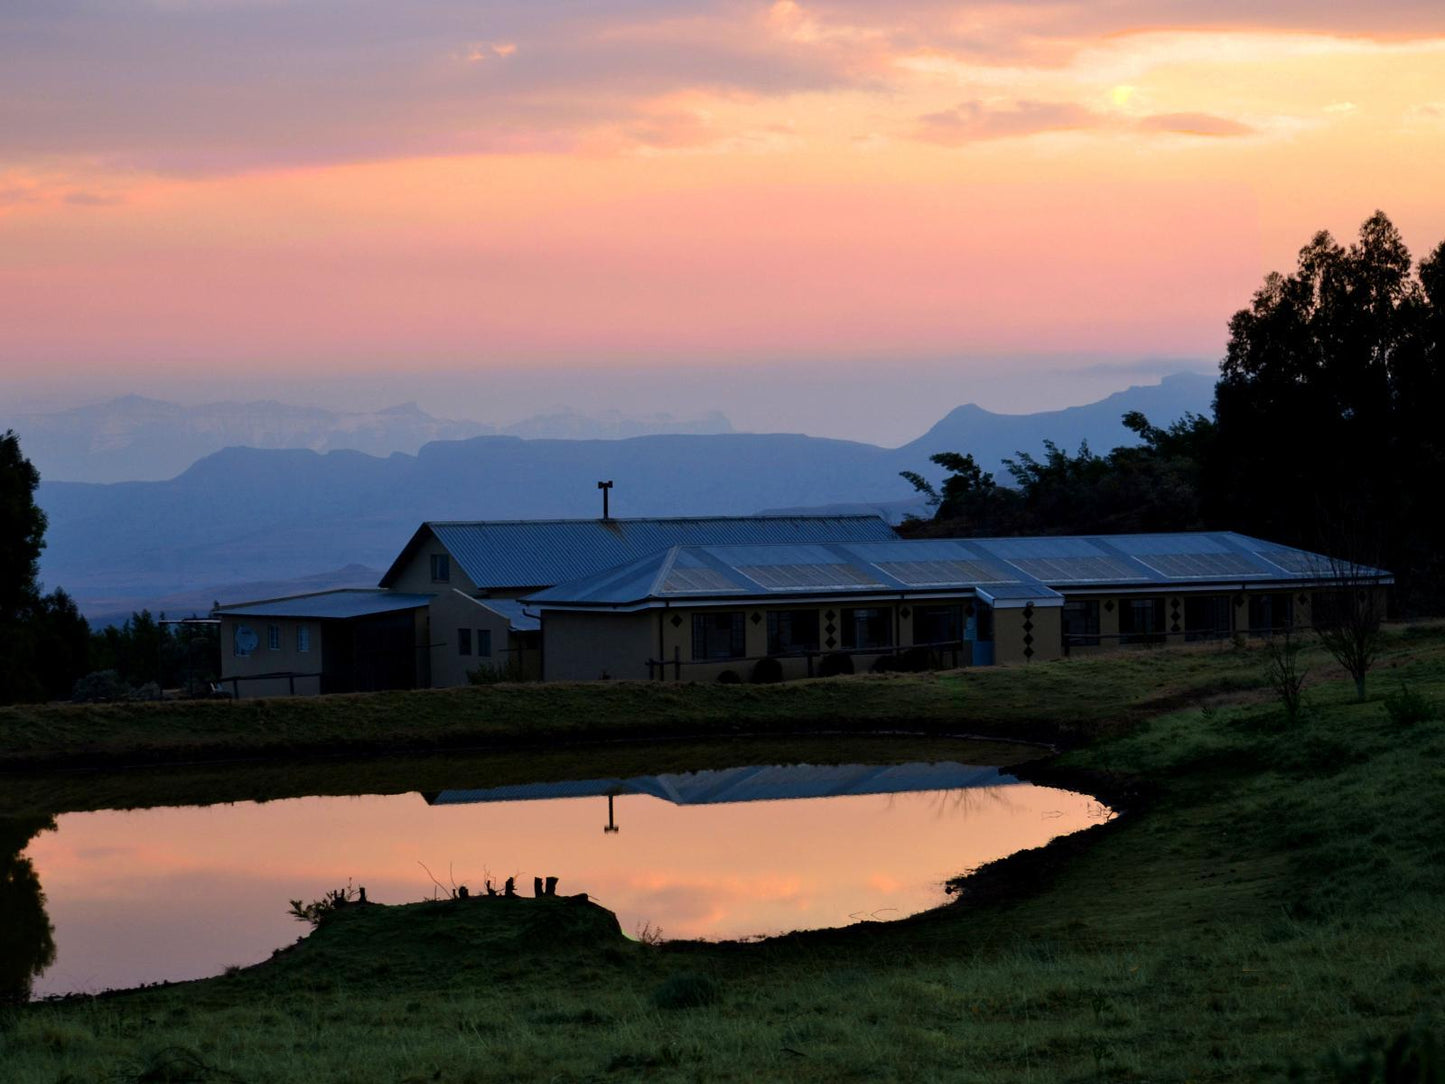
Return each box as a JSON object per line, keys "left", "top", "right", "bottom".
{"left": 750, "top": 657, "right": 783, "bottom": 684}
{"left": 467, "top": 658, "right": 529, "bottom": 685}
{"left": 1383, "top": 685, "right": 1439, "bottom": 727}
{"left": 71, "top": 670, "right": 129, "bottom": 703}
{"left": 650, "top": 972, "right": 720, "bottom": 1011}
{"left": 129, "top": 681, "right": 163, "bottom": 702}
{"left": 818, "top": 653, "right": 854, "bottom": 677}
{"left": 716, "top": 669, "right": 742, "bottom": 684}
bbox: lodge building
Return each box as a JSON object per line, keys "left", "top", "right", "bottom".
{"left": 215, "top": 516, "right": 1387, "bottom": 696}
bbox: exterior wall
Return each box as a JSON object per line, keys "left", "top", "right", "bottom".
{"left": 542, "top": 611, "right": 657, "bottom": 682}
{"left": 994, "top": 605, "right": 1062, "bottom": 665}
{"left": 387, "top": 537, "right": 544, "bottom": 685}
{"left": 422, "top": 590, "right": 515, "bottom": 688}
{"left": 649, "top": 599, "right": 967, "bottom": 681}
{"left": 219, "top": 615, "right": 324, "bottom": 698}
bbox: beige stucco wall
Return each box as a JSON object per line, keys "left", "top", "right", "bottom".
{"left": 387, "top": 536, "right": 544, "bottom": 686}
{"left": 218, "top": 615, "right": 324, "bottom": 698}
{"left": 994, "top": 605, "right": 1062, "bottom": 665}
{"left": 541, "top": 610, "right": 657, "bottom": 682}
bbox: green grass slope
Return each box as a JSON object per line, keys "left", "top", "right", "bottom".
{"left": 4, "top": 628, "right": 1444, "bottom": 1082}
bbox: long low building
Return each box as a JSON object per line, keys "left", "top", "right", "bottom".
{"left": 524, "top": 531, "right": 1391, "bottom": 682}
{"left": 215, "top": 520, "right": 1390, "bottom": 694}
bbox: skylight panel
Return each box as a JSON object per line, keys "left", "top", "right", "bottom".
{"left": 874, "top": 560, "right": 1015, "bottom": 585}
{"left": 1008, "top": 556, "right": 1139, "bottom": 583}
{"left": 739, "top": 564, "right": 883, "bottom": 590}
{"left": 1136, "top": 552, "right": 1265, "bottom": 579}
{"left": 660, "top": 567, "right": 743, "bottom": 593}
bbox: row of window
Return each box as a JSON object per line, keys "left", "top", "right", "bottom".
{"left": 1061, "top": 594, "right": 1298, "bottom": 646}
{"left": 457, "top": 628, "right": 493, "bottom": 657}
{"left": 690, "top": 604, "right": 989, "bottom": 662}
{"left": 233, "top": 623, "right": 310, "bottom": 657}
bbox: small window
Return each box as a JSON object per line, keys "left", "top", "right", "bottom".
{"left": 767, "top": 610, "right": 819, "bottom": 655}
{"left": 431, "top": 553, "right": 451, "bottom": 582}
{"left": 458, "top": 627, "right": 472, "bottom": 656}
{"left": 842, "top": 608, "right": 892, "bottom": 650}
{"left": 914, "top": 605, "right": 963, "bottom": 647}
{"left": 233, "top": 624, "right": 257, "bottom": 658}
{"left": 1061, "top": 600, "right": 1100, "bottom": 647}
{"left": 477, "top": 629, "right": 492, "bottom": 658}
{"left": 692, "top": 612, "right": 745, "bottom": 660}
{"left": 297, "top": 624, "right": 311, "bottom": 653}
{"left": 1184, "top": 596, "right": 1231, "bottom": 642}
{"left": 267, "top": 624, "right": 281, "bottom": 651}
{"left": 1120, "top": 598, "right": 1166, "bottom": 645}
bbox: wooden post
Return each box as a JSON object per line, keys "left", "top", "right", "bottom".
{"left": 545, "top": 876, "right": 559, "bottom": 897}
{"left": 533, "top": 876, "right": 545, "bottom": 897}
{"left": 504, "top": 876, "right": 516, "bottom": 897}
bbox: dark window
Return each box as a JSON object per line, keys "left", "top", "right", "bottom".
{"left": 767, "top": 610, "right": 819, "bottom": 655}
{"left": 692, "top": 612, "right": 745, "bottom": 660}
{"left": 1248, "top": 593, "right": 1293, "bottom": 634}
{"left": 842, "top": 607, "right": 892, "bottom": 650}
{"left": 430, "top": 553, "right": 450, "bottom": 582}
{"left": 914, "top": 605, "right": 963, "bottom": 646}
{"left": 477, "top": 629, "right": 492, "bottom": 658}
{"left": 1061, "top": 600, "right": 1100, "bottom": 647}
{"left": 1184, "top": 595, "right": 1232, "bottom": 641}
{"left": 297, "top": 624, "right": 311, "bottom": 653}
{"left": 458, "top": 627, "right": 472, "bottom": 656}
{"left": 1119, "top": 598, "right": 1166, "bottom": 645}
{"left": 267, "top": 624, "right": 281, "bottom": 651}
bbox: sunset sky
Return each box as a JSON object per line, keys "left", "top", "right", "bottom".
{"left": 3, "top": 1, "right": 1444, "bottom": 438}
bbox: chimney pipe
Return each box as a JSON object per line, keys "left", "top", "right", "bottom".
{"left": 597, "top": 480, "right": 614, "bottom": 520}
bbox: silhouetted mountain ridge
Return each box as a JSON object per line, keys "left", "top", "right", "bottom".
{"left": 35, "top": 374, "right": 1215, "bottom": 616}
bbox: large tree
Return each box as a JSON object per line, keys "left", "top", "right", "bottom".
{"left": 1211, "top": 211, "right": 1444, "bottom": 607}
{"left": 1, "top": 431, "right": 90, "bottom": 703}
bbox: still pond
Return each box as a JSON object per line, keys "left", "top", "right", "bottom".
{"left": 14, "top": 751, "right": 1110, "bottom": 998}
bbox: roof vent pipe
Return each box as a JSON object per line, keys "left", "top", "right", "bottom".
{"left": 597, "top": 480, "right": 614, "bottom": 520}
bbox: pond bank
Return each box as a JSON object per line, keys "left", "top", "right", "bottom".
{"left": 0, "top": 641, "right": 1277, "bottom": 772}
{"left": 7, "top": 626, "right": 1445, "bottom": 1082}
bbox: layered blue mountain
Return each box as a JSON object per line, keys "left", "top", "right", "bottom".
{"left": 34, "top": 373, "right": 1213, "bottom": 618}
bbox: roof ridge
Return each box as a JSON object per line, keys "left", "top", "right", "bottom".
{"left": 648, "top": 546, "right": 685, "bottom": 597}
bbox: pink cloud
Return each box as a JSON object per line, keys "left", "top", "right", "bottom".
{"left": 1137, "top": 112, "right": 1255, "bottom": 137}
{"left": 916, "top": 99, "right": 1102, "bottom": 143}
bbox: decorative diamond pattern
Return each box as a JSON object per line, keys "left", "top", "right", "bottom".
{"left": 824, "top": 622, "right": 836, "bottom": 636}
{"left": 824, "top": 610, "right": 835, "bottom": 621}
{"left": 750, "top": 612, "right": 762, "bottom": 625}
{"left": 669, "top": 614, "right": 683, "bottom": 628}
{"left": 825, "top": 636, "right": 837, "bottom": 649}
{"left": 899, "top": 606, "right": 911, "bottom": 619}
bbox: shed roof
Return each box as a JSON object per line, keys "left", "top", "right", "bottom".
{"left": 465, "top": 595, "right": 540, "bottom": 633}
{"left": 524, "top": 532, "right": 1389, "bottom": 610}
{"left": 378, "top": 515, "right": 899, "bottom": 590}
{"left": 215, "top": 589, "right": 433, "bottom": 620}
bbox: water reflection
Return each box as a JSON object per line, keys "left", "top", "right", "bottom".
{"left": 0, "top": 817, "right": 58, "bottom": 1004}
{"left": 13, "top": 760, "right": 1106, "bottom": 998}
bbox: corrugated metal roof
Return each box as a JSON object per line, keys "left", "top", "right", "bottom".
{"left": 525, "top": 531, "right": 1388, "bottom": 609}
{"left": 379, "top": 515, "right": 899, "bottom": 589}
{"left": 527, "top": 537, "right": 1064, "bottom": 607}
{"left": 216, "top": 589, "right": 433, "bottom": 620}
{"left": 469, "top": 595, "right": 541, "bottom": 633}
{"left": 427, "top": 762, "right": 1018, "bottom": 807}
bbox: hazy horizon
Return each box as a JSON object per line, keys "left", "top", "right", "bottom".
{"left": 5, "top": 358, "right": 1215, "bottom": 449}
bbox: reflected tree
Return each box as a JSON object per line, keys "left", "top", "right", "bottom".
{"left": 0, "top": 817, "right": 58, "bottom": 1004}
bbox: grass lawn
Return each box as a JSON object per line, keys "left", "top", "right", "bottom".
{"left": 3, "top": 626, "right": 1444, "bottom": 1082}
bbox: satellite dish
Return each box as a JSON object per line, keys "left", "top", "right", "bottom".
{"left": 234, "top": 625, "right": 259, "bottom": 654}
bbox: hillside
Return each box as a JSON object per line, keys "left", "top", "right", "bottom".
{"left": 34, "top": 374, "right": 1213, "bottom": 615}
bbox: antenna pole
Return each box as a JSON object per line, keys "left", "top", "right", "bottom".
{"left": 597, "top": 480, "right": 614, "bottom": 520}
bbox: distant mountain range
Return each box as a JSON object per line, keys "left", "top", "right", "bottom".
{"left": 33, "top": 373, "right": 1215, "bottom": 620}
{"left": 2, "top": 396, "right": 734, "bottom": 483}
